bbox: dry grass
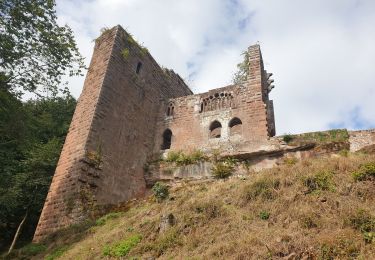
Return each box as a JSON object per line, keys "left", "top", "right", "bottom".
{"left": 16, "top": 153, "right": 375, "bottom": 259}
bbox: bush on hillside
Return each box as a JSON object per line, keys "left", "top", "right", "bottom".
{"left": 152, "top": 182, "right": 169, "bottom": 202}
{"left": 352, "top": 162, "right": 375, "bottom": 181}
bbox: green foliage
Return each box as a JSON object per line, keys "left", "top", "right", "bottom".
{"left": 283, "top": 134, "right": 294, "bottom": 143}
{"left": 352, "top": 162, "right": 375, "bottom": 181}
{"left": 96, "top": 212, "right": 123, "bottom": 226}
{"left": 211, "top": 160, "right": 234, "bottom": 179}
{"left": 338, "top": 149, "right": 349, "bottom": 157}
{"left": 283, "top": 156, "right": 298, "bottom": 165}
{"left": 121, "top": 48, "right": 130, "bottom": 60}
{"left": 259, "top": 210, "right": 270, "bottom": 220}
{"left": 102, "top": 234, "right": 142, "bottom": 257}
{"left": 0, "top": 90, "right": 76, "bottom": 250}
{"left": 0, "top": 0, "right": 85, "bottom": 95}
{"left": 18, "top": 243, "right": 47, "bottom": 256}
{"left": 287, "top": 129, "right": 349, "bottom": 146}
{"left": 45, "top": 245, "right": 69, "bottom": 260}
{"left": 303, "top": 171, "right": 335, "bottom": 194}
{"left": 86, "top": 142, "right": 103, "bottom": 169}
{"left": 242, "top": 177, "right": 280, "bottom": 201}
{"left": 165, "top": 150, "right": 181, "bottom": 162}
{"left": 152, "top": 182, "right": 169, "bottom": 202}
{"left": 348, "top": 209, "right": 375, "bottom": 243}
{"left": 127, "top": 34, "right": 136, "bottom": 45}
{"left": 140, "top": 46, "right": 148, "bottom": 56}
{"left": 165, "top": 150, "right": 206, "bottom": 166}
{"left": 232, "top": 50, "right": 250, "bottom": 85}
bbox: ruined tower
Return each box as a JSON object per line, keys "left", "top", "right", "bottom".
{"left": 34, "top": 25, "right": 275, "bottom": 241}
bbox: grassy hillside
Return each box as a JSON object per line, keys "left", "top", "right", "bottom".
{"left": 9, "top": 152, "right": 375, "bottom": 259}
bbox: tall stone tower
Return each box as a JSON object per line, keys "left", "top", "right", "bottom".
{"left": 33, "top": 25, "right": 192, "bottom": 241}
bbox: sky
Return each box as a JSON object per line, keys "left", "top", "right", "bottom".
{"left": 56, "top": 0, "right": 375, "bottom": 135}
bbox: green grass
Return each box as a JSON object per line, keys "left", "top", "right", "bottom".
{"left": 102, "top": 234, "right": 142, "bottom": 257}
{"left": 165, "top": 150, "right": 207, "bottom": 166}
{"left": 45, "top": 245, "right": 69, "bottom": 260}
{"left": 259, "top": 210, "right": 270, "bottom": 220}
{"left": 285, "top": 129, "right": 349, "bottom": 145}
{"left": 18, "top": 243, "right": 47, "bottom": 256}
{"left": 348, "top": 209, "right": 375, "bottom": 243}
{"left": 96, "top": 212, "right": 123, "bottom": 226}
{"left": 303, "top": 171, "right": 335, "bottom": 194}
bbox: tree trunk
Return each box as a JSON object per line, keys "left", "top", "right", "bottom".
{"left": 7, "top": 211, "right": 28, "bottom": 255}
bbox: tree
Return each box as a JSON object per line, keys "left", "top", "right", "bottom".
{"left": 0, "top": 0, "right": 83, "bottom": 252}
{"left": 232, "top": 50, "right": 250, "bottom": 85}
{"left": 0, "top": 0, "right": 85, "bottom": 96}
{"left": 0, "top": 91, "right": 77, "bottom": 252}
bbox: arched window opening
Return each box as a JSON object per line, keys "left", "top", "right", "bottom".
{"left": 161, "top": 129, "right": 172, "bottom": 150}
{"left": 199, "top": 92, "right": 234, "bottom": 113}
{"left": 229, "top": 117, "right": 242, "bottom": 136}
{"left": 166, "top": 102, "right": 175, "bottom": 116}
{"left": 136, "top": 62, "right": 142, "bottom": 74}
{"left": 209, "top": 120, "right": 222, "bottom": 138}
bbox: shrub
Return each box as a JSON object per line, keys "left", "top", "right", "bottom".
{"left": 348, "top": 209, "right": 375, "bottom": 243}
{"left": 242, "top": 177, "right": 280, "bottom": 202}
{"left": 190, "top": 150, "right": 206, "bottom": 162}
{"left": 338, "top": 149, "right": 349, "bottom": 157}
{"left": 283, "top": 134, "right": 294, "bottom": 143}
{"left": 352, "top": 162, "right": 375, "bottom": 181}
{"left": 19, "top": 243, "right": 47, "bottom": 256}
{"left": 152, "top": 182, "right": 169, "bottom": 201}
{"left": 175, "top": 152, "right": 192, "bottom": 165}
{"left": 211, "top": 160, "right": 234, "bottom": 179}
{"left": 165, "top": 150, "right": 206, "bottom": 166}
{"left": 259, "top": 210, "right": 270, "bottom": 220}
{"left": 103, "top": 234, "right": 142, "bottom": 257}
{"left": 121, "top": 48, "right": 130, "bottom": 59}
{"left": 96, "top": 212, "right": 123, "bottom": 226}
{"left": 303, "top": 171, "right": 335, "bottom": 194}
{"left": 45, "top": 246, "right": 69, "bottom": 260}
{"left": 165, "top": 151, "right": 181, "bottom": 163}
{"left": 284, "top": 156, "right": 298, "bottom": 165}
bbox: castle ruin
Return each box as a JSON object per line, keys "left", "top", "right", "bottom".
{"left": 33, "top": 25, "right": 276, "bottom": 241}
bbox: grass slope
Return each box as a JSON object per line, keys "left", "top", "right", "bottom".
{"left": 11, "top": 153, "right": 375, "bottom": 259}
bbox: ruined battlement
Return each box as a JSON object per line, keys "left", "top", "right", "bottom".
{"left": 34, "top": 25, "right": 275, "bottom": 241}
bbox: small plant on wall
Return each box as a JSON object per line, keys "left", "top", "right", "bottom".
{"left": 211, "top": 158, "right": 236, "bottom": 179}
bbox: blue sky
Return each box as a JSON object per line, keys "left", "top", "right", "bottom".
{"left": 56, "top": 0, "right": 375, "bottom": 134}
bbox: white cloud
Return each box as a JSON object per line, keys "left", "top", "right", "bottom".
{"left": 56, "top": 0, "right": 375, "bottom": 134}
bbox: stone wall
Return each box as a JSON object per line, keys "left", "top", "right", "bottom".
{"left": 33, "top": 25, "right": 192, "bottom": 241}
{"left": 153, "top": 44, "right": 275, "bottom": 155}
{"left": 34, "top": 26, "right": 277, "bottom": 241}
{"left": 349, "top": 129, "right": 375, "bottom": 152}
{"left": 145, "top": 139, "right": 349, "bottom": 185}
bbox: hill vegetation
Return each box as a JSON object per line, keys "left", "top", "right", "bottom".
{"left": 8, "top": 151, "right": 375, "bottom": 259}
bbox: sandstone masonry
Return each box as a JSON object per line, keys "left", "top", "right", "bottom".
{"left": 33, "top": 25, "right": 275, "bottom": 241}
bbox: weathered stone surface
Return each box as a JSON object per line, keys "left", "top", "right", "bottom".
{"left": 33, "top": 25, "right": 276, "bottom": 241}
{"left": 349, "top": 129, "right": 375, "bottom": 152}
{"left": 159, "top": 213, "right": 176, "bottom": 233}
